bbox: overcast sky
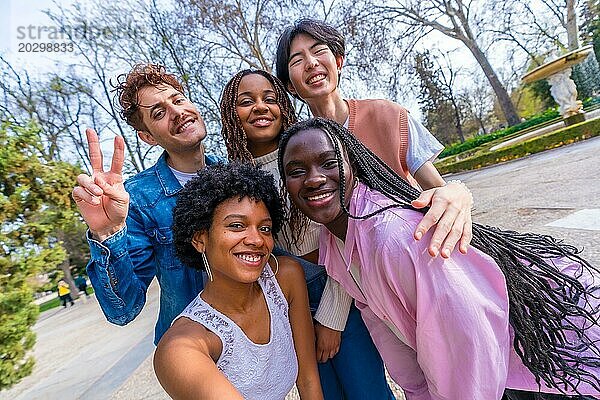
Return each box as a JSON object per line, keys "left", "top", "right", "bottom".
{"left": 0, "top": 0, "right": 76, "bottom": 72}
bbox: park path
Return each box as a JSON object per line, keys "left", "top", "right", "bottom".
{"left": 0, "top": 285, "right": 158, "bottom": 400}
{"left": 452, "top": 135, "right": 600, "bottom": 266}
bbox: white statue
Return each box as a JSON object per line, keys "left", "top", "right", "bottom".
{"left": 546, "top": 67, "right": 583, "bottom": 118}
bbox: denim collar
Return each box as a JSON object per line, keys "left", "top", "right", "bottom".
{"left": 155, "top": 151, "right": 221, "bottom": 196}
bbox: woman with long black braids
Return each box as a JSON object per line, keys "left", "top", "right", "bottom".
{"left": 278, "top": 117, "right": 600, "bottom": 400}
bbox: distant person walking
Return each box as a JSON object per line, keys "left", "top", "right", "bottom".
{"left": 75, "top": 274, "right": 89, "bottom": 297}
{"left": 57, "top": 280, "right": 75, "bottom": 308}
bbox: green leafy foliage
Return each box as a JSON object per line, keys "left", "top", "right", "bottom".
{"left": 0, "top": 122, "right": 84, "bottom": 389}
{"left": 439, "top": 97, "right": 600, "bottom": 160}
{"left": 583, "top": 96, "right": 600, "bottom": 108}
{"left": 581, "top": 0, "right": 600, "bottom": 64}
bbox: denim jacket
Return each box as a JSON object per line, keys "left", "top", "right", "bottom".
{"left": 87, "top": 151, "right": 220, "bottom": 344}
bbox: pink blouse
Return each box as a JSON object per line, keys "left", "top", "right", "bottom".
{"left": 319, "top": 183, "right": 600, "bottom": 400}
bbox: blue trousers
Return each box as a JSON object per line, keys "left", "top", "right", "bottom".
{"left": 317, "top": 302, "right": 395, "bottom": 399}
{"left": 303, "top": 265, "right": 394, "bottom": 400}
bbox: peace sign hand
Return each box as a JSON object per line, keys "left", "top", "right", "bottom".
{"left": 72, "top": 128, "right": 130, "bottom": 242}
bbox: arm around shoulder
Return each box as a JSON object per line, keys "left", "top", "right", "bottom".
{"left": 412, "top": 162, "right": 473, "bottom": 257}
{"left": 154, "top": 319, "right": 244, "bottom": 400}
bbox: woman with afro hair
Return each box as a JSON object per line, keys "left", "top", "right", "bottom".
{"left": 154, "top": 162, "right": 323, "bottom": 400}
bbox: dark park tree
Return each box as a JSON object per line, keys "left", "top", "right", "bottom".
{"left": 413, "top": 51, "right": 465, "bottom": 144}
{"left": 0, "top": 122, "right": 84, "bottom": 389}
{"left": 581, "top": 0, "right": 600, "bottom": 64}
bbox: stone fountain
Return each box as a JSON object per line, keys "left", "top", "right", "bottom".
{"left": 522, "top": 45, "right": 594, "bottom": 126}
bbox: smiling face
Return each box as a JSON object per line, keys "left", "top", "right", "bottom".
{"left": 235, "top": 74, "right": 283, "bottom": 157}
{"left": 193, "top": 196, "right": 275, "bottom": 284}
{"left": 136, "top": 84, "right": 207, "bottom": 155}
{"left": 287, "top": 33, "right": 343, "bottom": 103}
{"left": 282, "top": 128, "right": 354, "bottom": 238}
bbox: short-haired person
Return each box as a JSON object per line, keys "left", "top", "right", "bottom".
{"left": 220, "top": 69, "right": 395, "bottom": 399}
{"left": 72, "top": 64, "right": 219, "bottom": 344}
{"left": 278, "top": 118, "right": 600, "bottom": 400}
{"left": 154, "top": 162, "right": 323, "bottom": 399}
{"left": 275, "top": 19, "right": 473, "bottom": 259}
{"left": 57, "top": 279, "right": 75, "bottom": 308}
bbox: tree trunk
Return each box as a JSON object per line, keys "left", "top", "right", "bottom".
{"left": 477, "top": 116, "right": 487, "bottom": 135}
{"left": 567, "top": 0, "right": 580, "bottom": 50}
{"left": 450, "top": 96, "right": 465, "bottom": 142}
{"left": 464, "top": 39, "right": 521, "bottom": 126}
{"left": 59, "top": 259, "right": 79, "bottom": 300}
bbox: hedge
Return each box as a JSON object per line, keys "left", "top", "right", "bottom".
{"left": 438, "top": 108, "right": 560, "bottom": 159}
{"left": 436, "top": 117, "right": 600, "bottom": 175}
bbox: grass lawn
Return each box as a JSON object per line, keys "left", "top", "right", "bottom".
{"left": 39, "top": 287, "right": 95, "bottom": 313}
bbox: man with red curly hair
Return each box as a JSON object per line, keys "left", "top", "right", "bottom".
{"left": 72, "top": 64, "right": 219, "bottom": 344}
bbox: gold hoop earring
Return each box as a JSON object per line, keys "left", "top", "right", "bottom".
{"left": 263, "top": 253, "right": 279, "bottom": 278}
{"left": 352, "top": 176, "right": 360, "bottom": 188}
{"left": 201, "top": 252, "right": 214, "bottom": 282}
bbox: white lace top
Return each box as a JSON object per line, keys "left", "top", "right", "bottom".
{"left": 176, "top": 265, "right": 298, "bottom": 399}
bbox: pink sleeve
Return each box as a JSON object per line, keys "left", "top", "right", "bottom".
{"left": 352, "top": 191, "right": 516, "bottom": 398}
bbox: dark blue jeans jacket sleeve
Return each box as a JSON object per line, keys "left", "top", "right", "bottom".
{"left": 86, "top": 205, "right": 155, "bottom": 326}
{"left": 86, "top": 153, "right": 219, "bottom": 344}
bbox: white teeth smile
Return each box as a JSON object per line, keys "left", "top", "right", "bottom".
{"left": 308, "top": 74, "right": 326, "bottom": 84}
{"left": 178, "top": 120, "right": 193, "bottom": 133}
{"left": 307, "top": 192, "right": 333, "bottom": 201}
{"left": 237, "top": 254, "right": 262, "bottom": 262}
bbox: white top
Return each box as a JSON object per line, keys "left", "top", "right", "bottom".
{"left": 175, "top": 265, "right": 298, "bottom": 400}
{"left": 406, "top": 114, "right": 444, "bottom": 174}
{"left": 168, "top": 166, "right": 197, "bottom": 187}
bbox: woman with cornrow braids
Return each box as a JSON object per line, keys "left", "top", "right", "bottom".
{"left": 279, "top": 117, "right": 600, "bottom": 400}
{"left": 220, "top": 69, "right": 396, "bottom": 399}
